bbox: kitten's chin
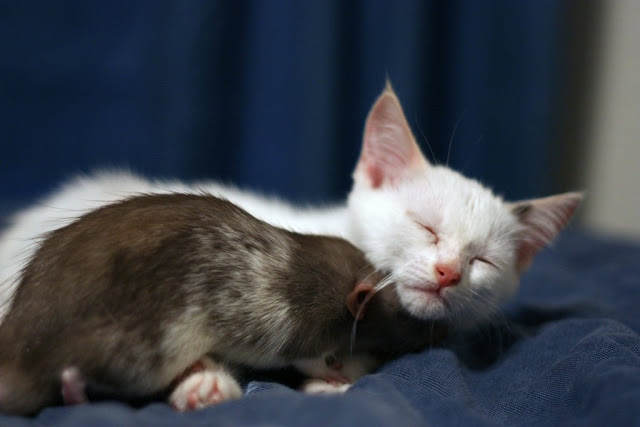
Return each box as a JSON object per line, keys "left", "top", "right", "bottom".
{"left": 396, "top": 285, "right": 449, "bottom": 320}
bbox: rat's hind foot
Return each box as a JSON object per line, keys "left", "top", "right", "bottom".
{"left": 60, "top": 367, "right": 88, "bottom": 405}
{"left": 168, "top": 356, "right": 242, "bottom": 411}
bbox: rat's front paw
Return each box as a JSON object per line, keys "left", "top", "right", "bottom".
{"left": 301, "top": 378, "right": 351, "bottom": 394}
{"left": 60, "top": 366, "right": 88, "bottom": 405}
{"left": 169, "top": 358, "right": 242, "bottom": 411}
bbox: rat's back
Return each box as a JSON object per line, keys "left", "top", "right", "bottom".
{"left": 0, "top": 194, "right": 297, "bottom": 414}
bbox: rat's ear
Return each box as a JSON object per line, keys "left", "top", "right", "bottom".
{"left": 353, "top": 81, "right": 429, "bottom": 189}
{"left": 346, "top": 282, "right": 375, "bottom": 320}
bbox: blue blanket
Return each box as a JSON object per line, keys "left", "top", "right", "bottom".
{"left": 1, "top": 230, "right": 639, "bottom": 426}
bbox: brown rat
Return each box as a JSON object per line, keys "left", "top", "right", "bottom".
{"left": 0, "top": 193, "right": 442, "bottom": 415}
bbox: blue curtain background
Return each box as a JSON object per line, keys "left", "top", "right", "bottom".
{"left": 0, "top": 0, "right": 564, "bottom": 208}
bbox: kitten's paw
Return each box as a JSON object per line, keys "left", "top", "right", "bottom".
{"left": 169, "top": 359, "right": 242, "bottom": 411}
{"left": 301, "top": 379, "right": 351, "bottom": 395}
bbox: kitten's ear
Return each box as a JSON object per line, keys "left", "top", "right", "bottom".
{"left": 354, "top": 81, "right": 429, "bottom": 189}
{"left": 511, "top": 192, "right": 583, "bottom": 271}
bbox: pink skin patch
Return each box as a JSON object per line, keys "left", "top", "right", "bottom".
{"left": 346, "top": 282, "right": 375, "bottom": 320}
{"left": 60, "top": 367, "right": 88, "bottom": 405}
{"left": 434, "top": 264, "right": 461, "bottom": 289}
{"left": 319, "top": 358, "right": 349, "bottom": 385}
{"left": 184, "top": 374, "right": 221, "bottom": 410}
{"left": 367, "top": 163, "right": 384, "bottom": 188}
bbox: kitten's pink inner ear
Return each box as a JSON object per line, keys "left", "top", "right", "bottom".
{"left": 512, "top": 192, "right": 583, "bottom": 271}
{"left": 346, "top": 282, "right": 374, "bottom": 320}
{"left": 354, "top": 84, "right": 428, "bottom": 188}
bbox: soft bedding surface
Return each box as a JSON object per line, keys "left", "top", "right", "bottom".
{"left": 1, "top": 230, "right": 639, "bottom": 426}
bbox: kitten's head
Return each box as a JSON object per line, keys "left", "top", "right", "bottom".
{"left": 347, "top": 83, "right": 582, "bottom": 326}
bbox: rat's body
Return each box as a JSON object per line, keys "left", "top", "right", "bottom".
{"left": 0, "top": 194, "right": 438, "bottom": 415}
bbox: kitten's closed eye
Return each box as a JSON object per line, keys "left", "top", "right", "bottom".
{"left": 409, "top": 217, "right": 440, "bottom": 244}
{"left": 407, "top": 212, "right": 439, "bottom": 244}
{"left": 422, "top": 225, "right": 439, "bottom": 244}
{"left": 470, "top": 257, "right": 497, "bottom": 269}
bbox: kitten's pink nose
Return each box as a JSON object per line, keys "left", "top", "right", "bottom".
{"left": 435, "top": 264, "right": 461, "bottom": 288}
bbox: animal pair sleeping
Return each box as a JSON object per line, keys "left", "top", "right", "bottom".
{"left": 0, "top": 84, "right": 580, "bottom": 415}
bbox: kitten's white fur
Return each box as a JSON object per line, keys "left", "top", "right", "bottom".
{"left": 0, "top": 83, "right": 581, "bottom": 330}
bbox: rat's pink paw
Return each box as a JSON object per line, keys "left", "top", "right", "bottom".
{"left": 301, "top": 379, "right": 351, "bottom": 394}
{"left": 60, "top": 367, "right": 88, "bottom": 405}
{"left": 169, "top": 359, "right": 241, "bottom": 411}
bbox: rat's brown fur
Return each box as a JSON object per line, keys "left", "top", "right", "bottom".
{"left": 0, "top": 194, "right": 441, "bottom": 415}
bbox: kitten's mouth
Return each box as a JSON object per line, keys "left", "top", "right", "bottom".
{"left": 397, "top": 283, "right": 451, "bottom": 320}
{"left": 405, "top": 284, "right": 445, "bottom": 300}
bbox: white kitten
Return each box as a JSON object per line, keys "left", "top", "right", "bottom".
{"left": 346, "top": 84, "right": 581, "bottom": 326}
{"left": 0, "top": 82, "right": 581, "bottom": 328}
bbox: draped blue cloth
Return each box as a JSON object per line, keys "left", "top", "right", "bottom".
{"left": 1, "top": 0, "right": 560, "bottom": 205}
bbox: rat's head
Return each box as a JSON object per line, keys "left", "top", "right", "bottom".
{"left": 300, "top": 234, "right": 384, "bottom": 295}
{"left": 302, "top": 235, "right": 390, "bottom": 321}
{"left": 347, "top": 83, "right": 582, "bottom": 326}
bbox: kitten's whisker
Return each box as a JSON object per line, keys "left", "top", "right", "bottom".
{"left": 461, "top": 134, "right": 485, "bottom": 175}
{"left": 448, "top": 286, "right": 508, "bottom": 333}
{"left": 414, "top": 110, "right": 439, "bottom": 166}
{"left": 373, "top": 271, "right": 401, "bottom": 293}
{"left": 458, "top": 287, "right": 520, "bottom": 354}
{"left": 356, "top": 264, "right": 381, "bottom": 286}
{"left": 446, "top": 108, "right": 468, "bottom": 167}
{"left": 350, "top": 269, "right": 401, "bottom": 355}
